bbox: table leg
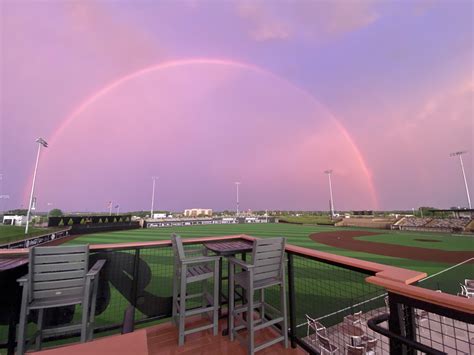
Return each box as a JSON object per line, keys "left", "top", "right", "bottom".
{"left": 218, "top": 257, "right": 223, "bottom": 318}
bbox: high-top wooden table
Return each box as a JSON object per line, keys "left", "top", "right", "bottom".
{"left": 203, "top": 240, "right": 253, "bottom": 336}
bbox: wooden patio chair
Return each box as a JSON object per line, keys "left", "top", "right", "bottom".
{"left": 305, "top": 314, "right": 326, "bottom": 343}
{"left": 345, "top": 310, "right": 363, "bottom": 325}
{"left": 171, "top": 234, "right": 220, "bottom": 346}
{"left": 465, "top": 279, "right": 474, "bottom": 288}
{"left": 317, "top": 333, "right": 338, "bottom": 354}
{"left": 460, "top": 284, "right": 474, "bottom": 298}
{"left": 228, "top": 237, "right": 288, "bottom": 354}
{"left": 16, "top": 245, "right": 105, "bottom": 354}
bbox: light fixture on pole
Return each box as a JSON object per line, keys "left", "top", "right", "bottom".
{"left": 25, "top": 138, "right": 48, "bottom": 234}
{"left": 150, "top": 176, "right": 158, "bottom": 218}
{"left": 324, "top": 170, "right": 335, "bottom": 218}
{"left": 235, "top": 182, "right": 241, "bottom": 217}
{"left": 450, "top": 151, "right": 472, "bottom": 209}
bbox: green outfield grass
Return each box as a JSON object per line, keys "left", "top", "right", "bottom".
{"left": 67, "top": 223, "right": 469, "bottom": 275}
{"left": 279, "top": 215, "right": 334, "bottom": 225}
{"left": 0, "top": 225, "right": 61, "bottom": 245}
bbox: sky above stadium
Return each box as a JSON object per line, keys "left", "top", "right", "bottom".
{"left": 0, "top": 0, "right": 473, "bottom": 213}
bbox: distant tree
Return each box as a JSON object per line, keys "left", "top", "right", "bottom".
{"left": 49, "top": 208, "right": 64, "bottom": 217}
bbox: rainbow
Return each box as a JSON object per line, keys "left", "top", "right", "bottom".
{"left": 30, "top": 58, "right": 378, "bottom": 208}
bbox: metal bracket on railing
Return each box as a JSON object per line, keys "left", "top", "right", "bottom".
{"left": 367, "top": 313, "right": 447, "bottom": 355}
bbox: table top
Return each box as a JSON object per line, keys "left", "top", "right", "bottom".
{"left": 0, "top": 256, "right": 28, "bottom": 271}
{"left": 204, "top": 240, "right": 253, "bottom": 256}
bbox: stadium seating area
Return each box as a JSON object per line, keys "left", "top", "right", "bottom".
{"left": 396, "top": 217, "right": 472, "bottom": 232}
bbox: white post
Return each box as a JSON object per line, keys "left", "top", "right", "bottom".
{"left": 458, "top": 154, "right": 472, "bottom": 209}
{"left": 450, "top": 151, "right": 472, "bottom": 209}
{"left": 25, "top": 138, "right": 47, "bottom": 234}
{"left": 116, "top": 205, "right": 120, "bottom": 215}
{"left": 109, "top": 201, "right": 113, "bottom": 216}
{"left": 151, "top": 177, "right": 157, "bottom": 218}
{"left": 324, "top": 170, "right": 335, "bottom": 218}
{"left": 235, "top": 182, "right": 240, "bottom": 216}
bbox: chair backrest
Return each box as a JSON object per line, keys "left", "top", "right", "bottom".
{"left": 29, "top": 245, "right": 89, "bottom": 302}
{"left": 317, "top": 333, "right": 333, "bottom": 351}
{"left": 306, "top": 314, "right": 325, "bottom": 333}
{"left": 346, "top": 344, "right": 365, "bottom": 355}
{"left": 250, "top": 237, "right": 286, "bottom": 282}
{"left": 171, "top": 233, "right": 186, "bottom": 262}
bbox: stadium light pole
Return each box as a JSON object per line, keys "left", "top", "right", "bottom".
{"left": 324, "top": 170, "right": 335, "bottom": 218}
{"left": 150, "top": 176, "right": 157, "bottom": 218}
{"left": 25, "top": 138, "right": 48, "bottom": 234}
{"left": 235, "top": 182, "right": 241, "bottom": 217}
{"left": 450, "top": 151, "right": 472, "bottom": 209}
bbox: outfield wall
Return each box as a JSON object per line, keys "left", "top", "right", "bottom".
{"left": 144, "top": 216, "right": 276, "bottom": 228}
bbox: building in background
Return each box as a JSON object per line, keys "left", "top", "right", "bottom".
{"left": 183, "top": 208, "right": 213, "bottom": 217}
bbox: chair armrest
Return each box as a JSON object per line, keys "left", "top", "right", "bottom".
{"left": 182, "top": 256, "right": 220, "bottom": 265}
{"left": 228, "top": 257, "right": 254, "bottom": 270}
{"left": 87, "top": 259, "right": 106, "bottom": 279}
{"left": 17, "top": 275, "right": 28, "bottom": 285}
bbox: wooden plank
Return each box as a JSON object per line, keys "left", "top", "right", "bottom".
{"left": 35, "top": 262, "right": 85, "bottom": 273}
{"left": 255, "top": 244, "right": 282, "bottom": 253}
{"left": 254, "top": 264, "right": 280, "bottom": 275}
{"left": 34, "top": 246, "right": 87, "bottom": 255}
{"left": 255, "top": 256, "right": 281, "bottom": 267}
{"left": 34, "top": 278, "right": 85, "bottom": 291}
{"left": 254, "top": 250, "right": 281, "bottom": 260}
{"left": 34, "top": 286, "right": 84, "bottom": 299}
{"left": 254, "top": 270, "right": 279, "bottom": 281}
{"left": 35, "top": 254, "right": 86, "bottom": 264}
{"left": 34, "top": 270, "right": 85, "bottom": 282}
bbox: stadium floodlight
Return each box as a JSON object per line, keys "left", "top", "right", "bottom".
{"left": 25, "top": 137, "right": 48, "bottom": 234}
{"left": 450, "top": 151, "right": 471, "bottom": 209}
{"left": 324, "top": 170, "right": 335, "bottom": 218}
{"left": 235, "top": 182, "right": 241, "bottom": 216}
{"left": 150, "top": 176, "right": 158, "bottom": 218}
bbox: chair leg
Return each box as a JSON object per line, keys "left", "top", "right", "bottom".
{"left": 17, "top": 284, "right": 29, "bottom": 355}
{"left": 281, "top": 277, "right": 289, "bottom": 348}
{"left": 213, "top": 260, "right": 220, "bottom": 336}
{"left": 178, "top": 268, "right": 187, "bottom": 346}
{"left": 248, "top": 288, "right": 255, "bottom": 355}
{"left": 35, "top": 309, "right": 44, "bottom": 351}
{"left": 260, "top": 289, "right": 265, "bottom": 321}
{"left": 229, "top": 262, "right": 235, "bottom": 341}
{"left": 88, "top": 279, "right": 99, "bottom": 341}
{"left": 81, "top": 281, "right": 91, "bottom": 343}
{"left": 172, "top": 271, "right": 179, "bottom": 326}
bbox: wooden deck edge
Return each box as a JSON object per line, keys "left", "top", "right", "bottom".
{"left": 366, "top": 276, "right": 474, "bottom": 314}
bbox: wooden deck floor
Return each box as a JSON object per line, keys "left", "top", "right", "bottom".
{"left": 147, "top": 316, "right": 304, "bottom": 355}
{"left": 31, "top": 316, "right": 304, "bottom": 355}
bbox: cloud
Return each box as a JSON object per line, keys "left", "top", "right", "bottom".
{"left": 237, "top": 2, "right": 290, "bottom": 41}
{"left": 236, "top": 0, "right": 379, "bottom": 42}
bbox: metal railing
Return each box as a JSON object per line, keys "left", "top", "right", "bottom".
{"left": 1, "top": 234, "right": 471, "bottom": 355}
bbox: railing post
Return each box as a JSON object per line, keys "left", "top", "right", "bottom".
{"left": 388, "top": 293, "right": 405, "bottom": 354}
{"left": 287, "top": 253, "right": 297, "bottom": 348}
{"left": 128, "top": 248, "right": 141, "bottom": 332}
{"left": 404, "top": 305, "right": 417, "bottom": 355}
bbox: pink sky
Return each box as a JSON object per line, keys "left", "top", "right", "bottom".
{"left": 1, "top": 1, "right": 472, "bottom": 212}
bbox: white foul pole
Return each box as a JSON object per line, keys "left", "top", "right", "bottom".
{"left": 324, "top": 170, "right": 335, "bottom": 218}
{"left": 235, "top": 182, "right": 241, "bottom": 216}
{"left": 450, "top": 151, "right": 472, "bottom": 209}
{"left": 151, "top": 177, "right": 157, "bottom": 218}
{"left": 25, "top": 138, "right": 48, "bottom": 234}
